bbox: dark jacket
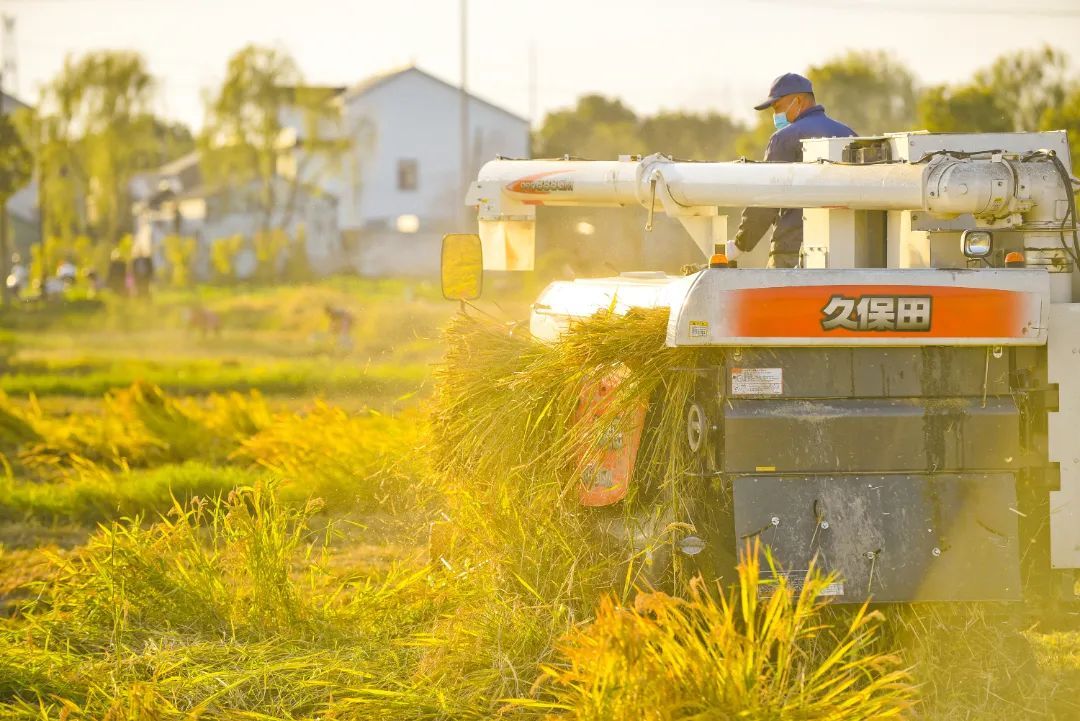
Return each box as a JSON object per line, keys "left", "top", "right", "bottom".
{"left": 733, "top": 105, "right": 856, "bottom": 260}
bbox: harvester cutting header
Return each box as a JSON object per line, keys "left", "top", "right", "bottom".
{"left": 442, "top": 129, "right": 1080, "bottom": 604}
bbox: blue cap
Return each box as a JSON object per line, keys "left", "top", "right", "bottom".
{"left": 754, "top": 73, "right": 814, "bottom": 111}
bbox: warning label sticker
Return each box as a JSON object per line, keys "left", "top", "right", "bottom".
{"left": 688, "top": 320, "right": 709, "bottom": 338}
{"left": 731, "top": 367, "right": 783, "bottom": 396}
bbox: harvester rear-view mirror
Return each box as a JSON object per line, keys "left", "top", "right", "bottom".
{"left": 441, "top": 233, "right": 483, "bottom": 301}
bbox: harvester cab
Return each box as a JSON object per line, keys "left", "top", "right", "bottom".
{"left": 443, "top": 131, "right": 1080, "bottom": 604}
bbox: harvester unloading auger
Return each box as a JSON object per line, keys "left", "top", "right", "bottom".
{"left": 441, "top": 131, "right": 1080, "bottom": 603}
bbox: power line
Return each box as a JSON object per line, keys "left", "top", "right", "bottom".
{"left": 751, "top": 0, "right": 1080, "bottom": 18}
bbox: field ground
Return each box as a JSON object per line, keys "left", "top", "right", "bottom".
{"left": 0, "top": 277, "right": 455, "bottom": 606}
{"left": 0, "top": 278, "right": 1077, "bottom": 720}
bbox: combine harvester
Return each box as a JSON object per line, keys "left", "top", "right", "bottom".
{"left": 441, "top": 131, "right": 1080, "bottom": 603}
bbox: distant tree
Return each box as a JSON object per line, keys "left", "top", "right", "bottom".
{"left": 138, "top": 117, "right": 196, "bottom": 169}
{"left": 253, "top": 228, "right": 288, "bottom": 283}
{"left": 807, "top": 51, "right": 919, "bottom": 135}
{"left": 40, "top": 51, "right": 167, "bottom": 244}
{"left": 210, "top": 234, "right": 245, "bottom": 284}
{"left": 0, "top": 113, "right": 33, "bottom": 304}
{"left": 976, "top": 46, "right": 1069, "bottom": 132}
{"left": 1042, "top": 85, "right": 1080, "bottom": 174}
{"left": 917, "top": 84, "right": 1012, "bottom": 134}
{"left": 534, "top": 95, "right": 749, "bottom": 161}
{"left": 282, "top": 224, "right": 314, "bottom": 282}
{"left": 0, "top": 114, "right": 31, "bottom": 201}
{"left": 918, "top": 46, "right": 1070, "bottom": 134}
{"left": 162, "top": 234, "right": 196, "bottom": 287}
{"left": 640, "top": 111, "right": 746, "bottom": 160}
{"left": 201, "top": 45, "right": 347, "bottom": 236}
{"left": 734, "top": 114, "right": 776, "bottom": 160}
{"left": 533, "top": 95, "right": 642, "bottom": 159}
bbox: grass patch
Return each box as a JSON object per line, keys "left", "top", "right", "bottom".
{"left": 0, "top": 461, "right": 261, "bottom": 526}
{"left": 0, "top": 485, "right": 470, "bottom": 719}
{"left": 0, "top": 356, "right": 429, "bottom": 398}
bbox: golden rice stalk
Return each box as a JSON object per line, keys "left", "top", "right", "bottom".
{"left": 533, "top": 543, "right": 915, "bottom": 721}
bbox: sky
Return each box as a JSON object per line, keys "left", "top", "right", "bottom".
{"left": 2, "top": 0, "right": 1080, "bottom": 131}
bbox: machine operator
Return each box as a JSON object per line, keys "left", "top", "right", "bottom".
{"left": 725, "top": 73, "right": 856, "bottom": 268}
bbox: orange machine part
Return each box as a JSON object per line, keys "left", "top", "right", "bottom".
{"left": 573, "top": 367, "right": 648, "bottom": 507}
{"left": 727, "top": 284, "right": 1035, "bottom": 339}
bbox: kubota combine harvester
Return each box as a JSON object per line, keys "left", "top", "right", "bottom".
{"left": 441, "top": 131, "right": 1080, "bottom": 604}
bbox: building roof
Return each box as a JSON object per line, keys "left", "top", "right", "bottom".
{"left": 280, "top": 84, "right": 348, "bottom": 108}
{"left": 171, "top": 175, "right": 337, "bottom": 204}
{"left": 5, "top": 183, "right": 38, "bottom": 223}
{"left": 156, "top": 150, "right": 200, "bottom": 177}
{"left": 0, "top": 91, "right": 30, "bottom": 114}
{"left": 340, "top": 65, "right": 528, "bottom": 124}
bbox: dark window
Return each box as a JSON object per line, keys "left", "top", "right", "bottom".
{"left": 398, "top": 158, "right": 418, "bottom": 191}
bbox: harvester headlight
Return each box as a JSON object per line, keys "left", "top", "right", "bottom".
{"left": 961, "top": 229, "right": 993, "bottom": 259}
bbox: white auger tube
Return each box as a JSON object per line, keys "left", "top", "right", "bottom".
{"left": 465, "top": 153, "right": 1066, "bottom": 268}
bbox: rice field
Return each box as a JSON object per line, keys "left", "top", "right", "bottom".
{"left": 0, "top": 279, "right": 1077, "bottom": 719}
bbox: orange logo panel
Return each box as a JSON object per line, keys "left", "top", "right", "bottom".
{"left": 727, "top": 285, "right": 1038, "bottom": 339}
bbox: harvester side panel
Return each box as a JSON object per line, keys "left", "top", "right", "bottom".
{"left": 723, "top": 398, "right": 1020, "bottom": 475}
{"left": 733, "top": 474, "right": 1021, "bottom": 603}
{"left": 721, "top": 347, "right": 1011, "bottom": 399}
{"left": 698, "top": 345, "right": 1029, "bottom": 603}
{"left": 1048, "top": 304, "right": 1080, "bottom": 568}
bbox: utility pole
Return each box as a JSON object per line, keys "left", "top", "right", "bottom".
{"left": 528, "top": 42, "right": 537, "bottom": 131}
{"left": 1, "top": 73, "right": 8, "bottom": 308}
{"left": 459, "top": 0, "right": 469, "bottom": 226}
{"left": 0, "top": 14, "right": 12, "bottom": 307}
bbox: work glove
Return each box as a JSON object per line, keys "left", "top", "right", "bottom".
{"left": 725, "top": 240, "right": 742, "bottom": 260}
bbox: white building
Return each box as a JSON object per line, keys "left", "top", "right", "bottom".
{"left": 132, "top": 152, "right": 342, "bottom": 280}
{"left": 325, "top": 66, "right": 530, "bottom": 277}
{"left": 133, "top": 65, "right": 529, "bottom": 280}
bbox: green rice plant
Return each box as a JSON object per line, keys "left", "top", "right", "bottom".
{"left": 16, "top": 483, "right": 321, "bottom": 647}
{"left": 0, "top": 355, "right": 431, "bottom": 399}
{"left": 0, "top": 460, "right": 262, "bottom": 525}
{"left": 532, "top": 545, "right": 915, "bottom": 721}
{"left": 0, "top": 391, "right": 40, "bottom": 454}
{"left": 0, "top": 483, "right": 479, "bottom": 720}
{"left": 18, "top": 400, "right": 165, "bottom": 472}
